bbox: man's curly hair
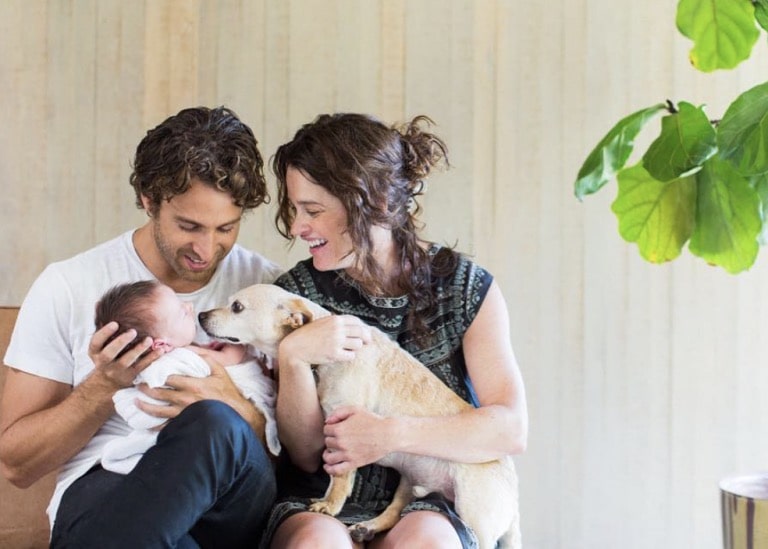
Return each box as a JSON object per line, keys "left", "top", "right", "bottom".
{"left": 130, "top": 106, "right": 269, "bottom": 213}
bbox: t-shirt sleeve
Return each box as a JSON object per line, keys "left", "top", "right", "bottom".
{"left": 4, "top": 265, "right": 77, "bottom": 384}
{"left": 260, "top": 259, "right": 285, "bottom": 284}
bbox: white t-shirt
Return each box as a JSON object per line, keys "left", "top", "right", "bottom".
{"left": 3, "top": 230, "right": 283, "bottom": 528}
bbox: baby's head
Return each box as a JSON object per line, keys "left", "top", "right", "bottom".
{"left": 95, "top": 280, "right": 197, "bottom": 355}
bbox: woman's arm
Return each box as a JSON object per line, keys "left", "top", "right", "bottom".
{"left": 275, "top": 315, "right": 373, "bottom": 472}
{"left": 322, "top": 281, "right": 528, "bottom": 474}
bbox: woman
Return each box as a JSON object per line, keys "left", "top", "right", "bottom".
{"left": 265, "top": 113, "right": 527, "bottom": 548}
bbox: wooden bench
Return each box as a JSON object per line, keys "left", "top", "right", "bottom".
{"left": 0, "top": 307, "right": 56, "bottom": 548}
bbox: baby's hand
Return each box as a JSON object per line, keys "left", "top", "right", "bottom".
{"left": 189, "top": 342, "right": 247, "bottom": 366}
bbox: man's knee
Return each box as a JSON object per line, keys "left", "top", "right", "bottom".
{"left": 163, "top": 400, "right": 249, "bottom": 441}
{"left": 162, "top": 400, "right": 268, "bottom": 466}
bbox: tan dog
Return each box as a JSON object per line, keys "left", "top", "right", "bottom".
{"left": 198, "top": 284, "right": 520, "bottom": 549}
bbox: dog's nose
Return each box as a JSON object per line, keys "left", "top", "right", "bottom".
{"left": 198, "top": 311, "right": 209, "bottom": 323}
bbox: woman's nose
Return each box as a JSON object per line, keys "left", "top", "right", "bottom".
{"left": 290, "top": 216, "right": 308, "bottom": 237}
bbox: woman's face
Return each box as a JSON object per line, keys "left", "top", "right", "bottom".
{"left": 285, "top": 167, "right": 356, "bottom": 272}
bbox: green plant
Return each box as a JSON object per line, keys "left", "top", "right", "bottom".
{"left": 574, "top": 0, "right": 768, "bottom": 273}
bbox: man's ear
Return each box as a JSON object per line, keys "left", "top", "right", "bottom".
{"left": 285, "top": 299, "right": 315, "bottom": 328}
{"left": 140, "top": 194, "right": 154, "bottom": 215}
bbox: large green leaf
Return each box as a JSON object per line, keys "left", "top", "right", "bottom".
{"left": 688, "top": 156, "right": 761, "bottom": 273}
{"left": 611, "top": 163, "right": 697, "bottom": 263}
{"left": 755, "top": 0, "right": 768, "bottom": 32}
{"left": 676, "top": 0, "right": 759, "bottom": 72}
{"left": 748, "top": 172, "right": 768, "bottom": 244}
{"left": 574, "top": 104, "right": 666, "bottom": 200}
{"left": 717, "top": 80, "right": 768, "bottom": 176}
{"left": 642, "top": 101, "right": 717, "bottom": 182}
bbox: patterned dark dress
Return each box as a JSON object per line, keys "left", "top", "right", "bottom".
{"left": 260, "top": 247, "right": 493, "bottom": 548}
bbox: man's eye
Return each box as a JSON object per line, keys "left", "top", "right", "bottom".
{"left": 219, "top": 226, "right": 236, "bottom": 234}
{"left": 180, "top": 224, "right": 197, "bottom": 232}
{"left": 231, "top": 301, "right": 244, "bottom": 313}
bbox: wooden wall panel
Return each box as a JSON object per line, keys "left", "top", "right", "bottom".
{"left": 3, "top": 1, "right": 768, "bottom": 548}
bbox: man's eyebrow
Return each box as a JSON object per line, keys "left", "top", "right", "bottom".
{"left": 174, "top": 215, "right": 242, "bottom": 227}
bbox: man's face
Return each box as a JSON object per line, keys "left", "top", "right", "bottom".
{"left": 144, "top": 178, "right": 243, "bottom": 292}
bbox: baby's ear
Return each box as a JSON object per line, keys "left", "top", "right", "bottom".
{"left": 151, "top": 339, "right": 173, "bottom": 352}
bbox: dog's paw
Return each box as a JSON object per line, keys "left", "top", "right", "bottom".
{"left": 349, "top": 523, "right": 376, "bottom": 542}
{"left": 308, "top": 499, "right": 341, "bottom": 516}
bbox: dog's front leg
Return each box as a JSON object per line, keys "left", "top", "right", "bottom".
{"left": 348, "top": 475, "right": 413, "bottom": 542}
{"left": 308, "top": 469, "right": 356, "bottom": 517}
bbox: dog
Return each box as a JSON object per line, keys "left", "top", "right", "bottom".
{"left": 198, "top": 284, "right": 520, "bottom": 549}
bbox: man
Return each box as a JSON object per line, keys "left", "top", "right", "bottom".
{"left": 0, "top": 106, "right": 283, "bottom": 548}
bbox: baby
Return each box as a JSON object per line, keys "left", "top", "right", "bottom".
{"left": 94, "top": 280, "right": 279, "bottom": 474}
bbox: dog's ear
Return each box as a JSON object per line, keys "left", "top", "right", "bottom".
{"left": 285, "top": 299, "right": 315, "bottom": 328}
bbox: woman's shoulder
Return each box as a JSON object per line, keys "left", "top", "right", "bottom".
{"left": 428, "top": 245, "right": 492, "bottom": 290}
{"left": 274, "top": 260, "right": 349, "bottom": 305}
{"left": 275, "top": 259, "right": 323, "bottom": 292}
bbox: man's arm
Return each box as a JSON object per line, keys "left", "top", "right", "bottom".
{"left": 0, "top": 368, "right": 114, "bottom": 487}
{"left": 0, "top": 324, "right": 161, "bottom": 487}
{"left": 137, "top": 358, "right": 267, "bottom": 439}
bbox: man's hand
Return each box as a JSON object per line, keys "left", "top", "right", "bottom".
{"left": 136, "top": 357, "right": 247, "bottom": 422}
{"left": 87, "top": 322, "right": 163, "bottom": 390}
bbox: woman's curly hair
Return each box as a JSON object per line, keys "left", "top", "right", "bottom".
{"left": 130, "top": 106, "right": 268, "bottom": 213}
{"left": 272, "top": 112, "right": 458, "bottom": 337}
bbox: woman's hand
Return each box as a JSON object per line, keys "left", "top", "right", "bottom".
{"left": 321, "top": 405, "right": 395, "bottom": 475}
{"left": 278, "top": 315, "right": 372, "bottom": 368}
{"left": 275, "top": 315, "right": 372, "bottom": 472}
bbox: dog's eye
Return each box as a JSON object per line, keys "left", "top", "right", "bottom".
{"left": 231, "top": 301, "right": 244, "bottom": 313}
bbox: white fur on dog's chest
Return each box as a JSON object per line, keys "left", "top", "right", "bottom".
{"left": 378, "top": 453, "right": 457, "bottom": 500}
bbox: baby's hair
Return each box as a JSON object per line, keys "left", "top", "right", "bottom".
{"left": 94, "top": 280, "right": 162, "bottom": 358}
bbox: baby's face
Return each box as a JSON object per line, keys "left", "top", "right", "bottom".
{"left": 153, "top": 284, "right": 197, "bottom": 348}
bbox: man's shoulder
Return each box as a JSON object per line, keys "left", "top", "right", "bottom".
{"left": 49, "top": 231, "right": 132, "bottom": 272}
{"left": 222, "top": 244, "right": 283, "bottom": 283}
{"left": 30, "top": 230, "right": 144, "bottom": 303}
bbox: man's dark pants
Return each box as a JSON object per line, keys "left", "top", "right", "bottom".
{"left": 51, "top": 400, "right": 276, "bottom": 548}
